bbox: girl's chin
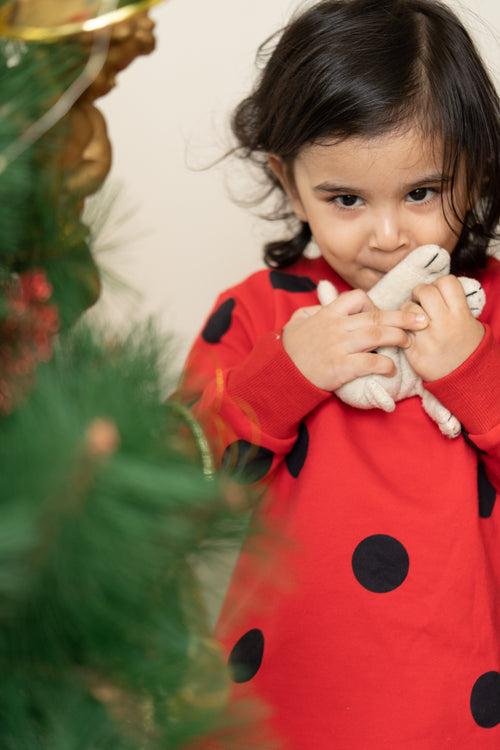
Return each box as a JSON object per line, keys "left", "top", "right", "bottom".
{"left": 355, "top": 267, "right": 384, "bottom": 290}
{"left": 327, "top": 265, "right": 385, "bottom": 291}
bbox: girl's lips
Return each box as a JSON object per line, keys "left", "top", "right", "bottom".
{"left": 362, "top": 249, "right": 413, "bottom": 274}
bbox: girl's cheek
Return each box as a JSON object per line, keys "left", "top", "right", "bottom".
{"left": 320, "top": 215, "right": 361, "bottom": 241}
{"left": 320, "top": 232, "right": 359, "bottom": 261}
{"left": 411, "top": 210, "right": 452, "bottom": 249}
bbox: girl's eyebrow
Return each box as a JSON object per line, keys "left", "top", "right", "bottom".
{"left": 313, "top": 174, "right": 450, "bottom": 194}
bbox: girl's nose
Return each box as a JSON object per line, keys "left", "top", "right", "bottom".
{"left": 370, "top": 210, "right": 407, "bottom": 253}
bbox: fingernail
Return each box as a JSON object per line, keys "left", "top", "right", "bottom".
{"left": 415, "top": 314, "right": 427, "bottom": 323}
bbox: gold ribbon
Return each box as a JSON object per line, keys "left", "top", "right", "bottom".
{"left": 0, "top": 0, "right": 165, "bottom": 42}
{"left": 167, "top": 401, "right": 216, "bottom": 482}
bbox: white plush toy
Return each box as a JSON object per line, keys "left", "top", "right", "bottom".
{"left": 317, "top": 245, "right": 486, "bottom": 438}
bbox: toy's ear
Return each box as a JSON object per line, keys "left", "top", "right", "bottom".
{"left": 267, "top": 155, "right": 308, "bottom": 223}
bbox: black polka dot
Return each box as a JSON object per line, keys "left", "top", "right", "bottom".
{"left": 221, "top": 440, "right": 274, "bottom": 484}
{"left": 228, "top": 629, "right": 264, "bottom": 683}
{"left": 352, "top": 534, "right": 409, "bottom": 593}
{"left": 285, "top": 423, "right": 309, "bottom": 478}
{"left": 478, "top": 462, "right": 496, "bottom": 519}
{"left": 462, "top": 428, "right": 486, "bottom": 455}
{"left": 269, "top": 271, "right": 317, "bottom": 293}
{"left": 202, "top": 298, "right": 236, "bottom": 344}
{"left": 470, "top": 671, "right": 500, "bottom": 728}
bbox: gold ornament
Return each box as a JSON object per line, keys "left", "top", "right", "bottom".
{"left": 0, "top": 0, "right": 165, "bottom": 42}
{"left": 81, "top": 11, "right": 157, "bottom": 98}
{"left": 57, "top": 9, "right": 157, "bottom": 203}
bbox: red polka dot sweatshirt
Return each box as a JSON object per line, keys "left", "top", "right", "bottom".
{"left": 180, "top": 255, "right": 500, "bottom": 749}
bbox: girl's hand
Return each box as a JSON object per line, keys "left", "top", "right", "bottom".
{"left": 401, "top": 275, "right": 485, "bottom": 382}
{"left": 282, "top": 289, "right": 429, "bottom": 391}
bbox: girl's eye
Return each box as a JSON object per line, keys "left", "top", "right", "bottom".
{"left": 407, "top": 187, "right": 438, "bottom": 203}
{"left": 330, "top": 194, "right": 363, "bottom": 209}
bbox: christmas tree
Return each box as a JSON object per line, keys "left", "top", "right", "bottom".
{"left": 0, "top": 3, "right": 258, "bottom": 747}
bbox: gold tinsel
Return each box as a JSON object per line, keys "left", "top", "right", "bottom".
{"left": 0, "top": 0, "right": 165, "bottom": 42}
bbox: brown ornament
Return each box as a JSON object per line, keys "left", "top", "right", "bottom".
{"left": 59, "top": 102, "right": 112, "bottom": 205}
{"left": 60, "top": 10, "right": 157, "bottom": 199}
{"left": 85, "top": 418, "right": 120, "bottom": 458}
{"left": 81, "top": 12, "right": 156, "bottom": 99}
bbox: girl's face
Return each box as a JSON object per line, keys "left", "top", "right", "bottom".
{"left": 270, "top": 127, "right": 468, "bottom": 291}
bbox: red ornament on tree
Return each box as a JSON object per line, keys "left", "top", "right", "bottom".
{"left": 0, "top": 269, "right": 59, "bottom": 414}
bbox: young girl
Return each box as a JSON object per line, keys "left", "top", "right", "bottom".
{"left": 180, "top": 1, "right": 500, "bottom": 747}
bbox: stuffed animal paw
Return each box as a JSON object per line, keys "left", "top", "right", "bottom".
{"left": 317, "top": 245, "right": 486, "bottom": 438}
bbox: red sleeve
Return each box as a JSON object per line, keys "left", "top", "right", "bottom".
{"left": 424, "top": 324, "right": 500, "bottom": 492}
{"left": 178, "top": 279, "right": 330, "bottom": 483}
{"left": 424, "top": 258, "right": 500, "bottom": 492}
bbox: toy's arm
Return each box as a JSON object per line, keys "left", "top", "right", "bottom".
{"left": 368, "top": 245, "right": 450, "bottom": 309}
{"left": 177, "top": 278, "right": 330, "bottom": 484}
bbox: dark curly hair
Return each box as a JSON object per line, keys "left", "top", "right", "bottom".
{"left": 229, "top": 0, "right": 500, "bottom": 274}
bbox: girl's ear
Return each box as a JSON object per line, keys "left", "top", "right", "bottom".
{"left": 267, "top": 155, "right": 308, "bottom": 222}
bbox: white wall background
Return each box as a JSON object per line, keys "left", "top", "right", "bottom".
{"left": 90, "top": 0, "right": 499, "bottom": 372}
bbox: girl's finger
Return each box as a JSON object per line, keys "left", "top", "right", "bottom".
{"left": 288, "top": 305, "right": 322, "bottom": 322}
{"left": 399, "top": 301, "right": 426, "bottom": 348}
{"left": 301, "top": 305, "right": 323, "bottom": 316}
{"left": 347, "top": 325, "right": 412, "bottom": 353}
{"left": 344, "top": 308, "right": 428, "bottom": 332}
{"left": 400, "top": 300, "right": 425, "bottom": 316}
{"left": 433, "top": 275, "right": 469, "bottom": 313}
{"left": 350, "top": 352, "right": 396, "bottom": 378}
{"left": 328, "top": 288, "right": 376, "bottom": 316}
{"left": 411, "top": 283, "right": 447, "bottom": 319}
